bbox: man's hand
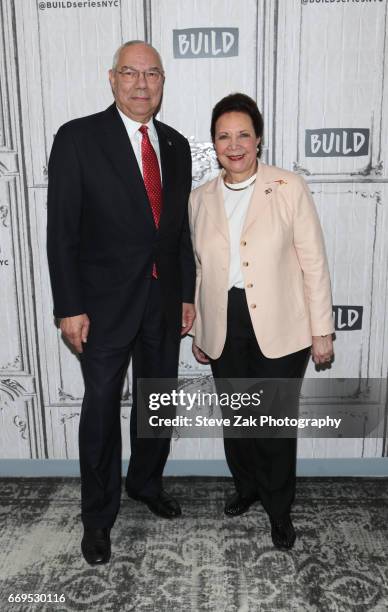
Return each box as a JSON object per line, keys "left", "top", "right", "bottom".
{"left": 311, "top": 335, "right": 334, "bottom": 365}
{"left": 181, "top": 302, "right": 196, "bottom": 336}
{"left": 192, "top": 340, "right": 210, "bottom": 364}
{"left": 60, "top": 314, "right": 90, "bottom": 353}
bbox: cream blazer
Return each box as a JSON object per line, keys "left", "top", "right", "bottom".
{"left": 188, "top": 163, "right": 334, "bottom": 359}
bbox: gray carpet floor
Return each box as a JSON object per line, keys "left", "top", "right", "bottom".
{"left": 0, "top": 477, "right": 387, "bottom": 612}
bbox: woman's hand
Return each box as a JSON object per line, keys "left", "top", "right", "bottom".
{"left": 192, "top": 340, "right": 210, "bottom": 364}
{"left": 311, "top": 335, "right": 334, "bottom": 365}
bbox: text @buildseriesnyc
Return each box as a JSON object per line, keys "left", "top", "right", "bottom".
{"left": 136, "top": 378, "right": 385, "bottom": 438}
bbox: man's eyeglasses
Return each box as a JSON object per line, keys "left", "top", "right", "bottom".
{"left": 115, "top": 67, "right": 164, "bottom": 83}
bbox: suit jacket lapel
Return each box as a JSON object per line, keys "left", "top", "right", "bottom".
{"left": 99, "top": 104, "right": 155, "bottom": 226}
{"left": 154, "top": 120, "right": 176, "bottom": 232}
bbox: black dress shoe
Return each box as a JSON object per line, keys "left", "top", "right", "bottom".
{"left": 81, "top": 528, "right": 111, "bottom": 565}
{"left": 270, "top": 514, "right": 296, "bottom": 550}
{"left": 128, "top": 490, "right": 181, "bottom": 519}
{"left": 224, "top": 492, "right": 259, "bottom": 516}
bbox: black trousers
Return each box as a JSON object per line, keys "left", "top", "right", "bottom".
{"left": 210, "top": 287, "right": 310, "bottom": 520}
{"left": 79, "top": 279, "right": 180, "bottom": 529}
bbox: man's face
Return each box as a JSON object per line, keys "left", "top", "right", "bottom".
{"left": 109, "top": 44, "right": 164, "bottom": 123}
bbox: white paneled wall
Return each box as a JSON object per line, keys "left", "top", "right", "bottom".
{"left": 0, "top": 0, "right": 387, "bottom": 461}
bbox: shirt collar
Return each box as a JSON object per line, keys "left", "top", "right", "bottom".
{"left": 116, "top": 105, "right": 157, "bottom": 140}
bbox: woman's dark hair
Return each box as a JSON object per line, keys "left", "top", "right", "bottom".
{"left": 210, "top": 93, "right": 264, "bottom": 158}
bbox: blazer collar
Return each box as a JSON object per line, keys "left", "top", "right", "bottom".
{"left": 242, "top": 162, "right": 274, "bottom": 235}
{"left": 202, "top": 162, "right": 274, "bottom": 240}
{"left": 200, "top": 171, "right": 228, "bottom": 240}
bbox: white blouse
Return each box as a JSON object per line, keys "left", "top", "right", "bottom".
{"left": 222, "top": 173, "right": 256, "bottom": 289}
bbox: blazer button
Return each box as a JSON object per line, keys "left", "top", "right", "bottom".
{"left": 247, "top": 283, "right": 253, "bottom": 288}
{"left": 241, "top": 240, "right": 247, "bottom": 246}
{"left": 242, "top": 262, "right": 249, "bottom": 267}
{"left": 250, "top": 304, "right": 257, "bottom": 309}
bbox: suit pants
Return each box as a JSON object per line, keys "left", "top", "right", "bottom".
{"left": 210, "top": 287, "right": 310, "bottom": 520}
{"left": 79, "top": 279, "right": 180, "bottom": 529}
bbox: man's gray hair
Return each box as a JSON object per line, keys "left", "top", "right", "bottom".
{"left": 111, "top": 40, "right": 164, "bottom": 71}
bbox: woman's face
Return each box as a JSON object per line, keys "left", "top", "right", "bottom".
{"left": 214, "top": 111, "right": 260, "bottom": 182}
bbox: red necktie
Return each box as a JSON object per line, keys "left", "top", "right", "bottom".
{"left": 139, "top": 125, "right": 162, "bottom": 278}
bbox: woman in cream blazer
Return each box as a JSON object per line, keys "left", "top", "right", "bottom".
{"left": 189, "top": 93, "right": 334, "bottom": 550}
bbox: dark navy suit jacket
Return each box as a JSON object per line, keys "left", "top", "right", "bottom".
{"left": 47, "top": 103, "right": 195, "bottom": 346}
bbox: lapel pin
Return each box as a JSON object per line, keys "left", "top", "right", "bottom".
{"left": 265, "top": 188, "right": 272, "bottom": 195}
{"left": 167, "top": 140, "right": 173, "bottom": 146}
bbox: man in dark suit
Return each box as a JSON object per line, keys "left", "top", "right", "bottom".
{"left": 47, "top": 41, "right": 195, "bottom": 565}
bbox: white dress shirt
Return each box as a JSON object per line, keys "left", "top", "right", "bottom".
{"left": 116, "top": 105, "right": 162, "bottom": 180}
{"left": 222, "top": 174, "right": 256, "bottom": 289}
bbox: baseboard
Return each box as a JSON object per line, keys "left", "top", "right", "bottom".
{"left": 0, "top": 458, "right": 387, "bottom": 477}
